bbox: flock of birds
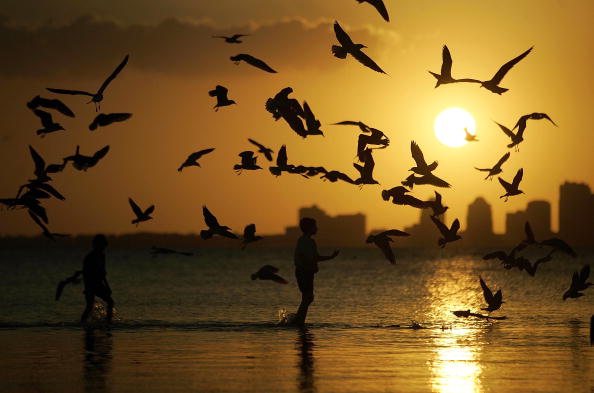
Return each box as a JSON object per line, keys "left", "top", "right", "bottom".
{"left": 2, "top": 0, "right": 591, "bottom": 321}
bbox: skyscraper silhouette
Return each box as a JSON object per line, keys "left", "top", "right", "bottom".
{"left": 559, "top": 182, "right": 594, "bottom": 246}
{"left": 525, "top": 200, "right": 552, "bottom": 239}
{"left": 464, "top": 197, "right": 495, "bottom": 246}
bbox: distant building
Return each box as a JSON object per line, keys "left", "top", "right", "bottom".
{"left": 559, "top": 182, "right": 594, "bottom": 246}
{"left": 403, "top": 209, "right": 441, "bottom": 247}
{"left": 505, "top": 210, "right": 526, "bottom": 243}
{"left": 464, "top": 197, "right": 496, "bottom": 247}
{"left": 525, "top": 200, "right": 552, "bottom": 239}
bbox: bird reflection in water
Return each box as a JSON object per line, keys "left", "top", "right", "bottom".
{"left": 83, "top": 328, "right": 113, "bottom": 393}
{"left": 295, "top": 328, "right": 316, "bottom": 393}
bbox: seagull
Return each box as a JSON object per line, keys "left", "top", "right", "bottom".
{"left": 401, "top": 173, "right": 451, "bottom": 189}
{"left": 409, "top": 141, "right": 438, "bottom": 175}
{"left": 233, "top": 151, "right": 262, "bottom": 173}
{"left": 63, "top": 145, "right": 110, "bottom": 171}
{"left": 475, "top": 152, "right": 510, "bottom": 180}
{"left": 27, "top": 145, "right": 66, "bottom": 183}
{"left": 480, "top": 47, "right": 533, "bottom": 94}
{"left": 425, "top": 191, "right": 448, "bottom": 217}
{"left": 498, "top": 168, "right": 524, "bottom": 201}
{"left": 428, "top": 45, "right": 481, "bottom": 87}
{"left": 265, "top": 88, "right": 307, "bottom": 137}
{"left": 242, "top": 224, "right": 262, "bottom": 249}
{"left": 381, "top": 186, "right": 427, "bottom": 209}
{"left": 479, "top": 276, "right": 504, "bottom": 314}
{"left": 332, "top": 120, "right": 373, "bottom": 133}
{"left": 522, "top": 250, "right": 555, "bottom": 277}
{"left": 17, "top": 181, "right": 65, "bottom": 202}
{"left": 464, "top": 128, "right": 478, "bottom": 142}
{"left": 33, "top": 109, "right": 64, "bottom": 137}
{"left": 251, "top": 265, "right": 288, "bottom": 284}
{"left": 269, "top": 145, "right": 292, "bottom": 176}
{"left": 230, "top": 54, "right": 277, "bottom": 73}
{"left": 178, "top": 148, "right": 215, "bottom": 171}
{"left": 483, "top": 248, "right": 529, "bottom": 271}
{"left": 89, "top": 113, "right": 132, "bottom": 131}
{"left": 366, "top": 229, "right": 410, "bottom": 264}
{"left": 209, "top": 85, "right": 236, "bottom": 111}
{"left": 150, "top": 246, "right": 193, "bottom": 257}
{"left": 563, "top": 265, "right": 592, "bottom": 300}
{"left": 29, "top": 210, "right": 69, "bottom": 241}
{"left": 55, "top": 270, "right": 82, "bottom": 300}
{"left": 47, "top": 54, "right": 129, "bottom": 111}
{"left": 128, "top": 198, "right": 155, "bottom": 226}
{"left": 356, "top": 0, "right": 390, "bottom": 22}
{"left": 200, "top": 206, "right": 238, "bottom": 240}
{"left": 513, "top": 112, "right": 557, "bottom": 135}
{"left": 320, "top": 170, "right": 357, "bottom": 184}
{"left": 27, "top": 96, "right": 75, "bottom": 117}
{"left": 495, "top": 121, "right": 524, "bottom": 151}
{"left": 247, "top": 139, "right": 274, "bottom": 161}
{"left": 357, "top": 127, "right": 390, "bottom": 160}
{"left": 540, "top": 238, "right": 577, "bottom": 257}
{"left": 332, "top": 21, "right": 386, "bottom": 74}
{"left": 302, "top": 101, "right": 323, "bottom": 136}
{"left": 430, "top": 216, "right": 461, "bottom": 248}
{"left": 212, "top": 34, "right": 249, "bottom": 43}
{"left": 353, "top": 148, "right": 379, "bottom": 185}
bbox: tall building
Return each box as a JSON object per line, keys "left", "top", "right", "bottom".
{"left": 464, "top": 197, "right": 495, "bottom": 246}
{"left": 505, "top": 210, "right": 526, "bottom": 242}
{"left": 525, "top": 200, "right": 551, "bottom": 239}
{"left": 403, "top": 209, "right": 443, "bottom": 247}
{"left": 559, "top": 182, "right": 594, "bottom": 246}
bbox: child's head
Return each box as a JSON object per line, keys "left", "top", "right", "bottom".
{"left": 92, "top": 234, "right": 108, "bottom": 250}
{"left": 299, "top": 217, "right": 317, "bottom": 235}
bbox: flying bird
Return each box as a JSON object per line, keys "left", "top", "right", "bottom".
{"left": 562, "top": 265, "right": 592, "bottom": 300}
{"left": 251, "top": 265, "right": 288, "bottom": 284}
{"left": 381, "top": 186, "right": 427, "bottom": 209}
{"left": 128, "top": 198, "right": 155, "bottom": 226}
{"left": 430, "top": 216, "right": 461, "bottom": 248}
{"left": 483, "top": 248, "right": 529, "bottom": 271}
{"left": 366, "top": 229, "right": 410, "bottom": 264}
{"left": 230, "top": 54, "right": 277, "bottom": 73}
{"left": 495, "top": 121, "right": 524, "bottom": 151}
{"left": 46, "top": 54, "right": 129, "bottom": 110}
{"left": 247, "top": 139, "right": 274, "bottom": 161}
{"left": 150, "top": 246, "right": 193, "bottom": 257}
{"left": 522, "top": 250, "right": 555, "bottom": 277}
{"left": 498, "top": 168, "right": 524, "bottom": 201}
{"left": 265, "top": 88, "right": 307, "bottom": 137}
{"left": 55, "top": 270, "right": 82, "bottom": 300}
{"left": 27, "top": 145, "right": 66, "bottom": 183}
{"left": 409, "top": 141, "right": 438, "bottom": 175}
{"left": 353, "top": 148, "right": 379, "bottom": 185}
{"left": 425, "top": 191, "right": 448, "bottom": 217}
{"left": 209, "top": 85, "right": 236, "bottom": 111}
{"left": 89, "top": 113, "right": 132, "bottom": 131}
{"left": 33, "top": 109, "right": 64, "bottom": 137}
{"left": 320, "top": 170, "right": 357, "bottom": 184}
{"left": 242, "top": 224, "right": 262, "bottom": 249}
{"left": 401, "top": 173, "right": 451, "bottom": 189}
{"left": 428, "top": 45, "right": 481, "bottom": 87}
{"left": 29, "top": 210, "right": 69, "bottom": 241}
{"left": 480, "top": 47, "right": 533, "bottom": 94}
{"left": 464, "top": 128, "right": 478, "bottom": 142}
{"left": 233, "top": 151, "right": 262, "bottom": 173}
{"left": 479, "top": 276, "right": 504, "bottom": 314}
{"left": 63, "top": 145, "right": 110, "bottom": 171}
{"left": 475, "top": 152, "right": 510, "bottom": 180}
{"left": 356, "top": 0, "right": 390, "bottom": 22}
{"left": 212, "top": 34, "right": 249, "bottom": 43}
{"left": 513, "top": 112, "right": 557, "bottom": 135}
{"left": 302, "top": 101, "right": 323, "bottom": 136}
{"left": 332, "top": 21, "right": 386, "bottom": 74}
{"left": 27, "top": 95, "right": 75, "bottom": 117}
{"left": 200, "top": 206, "right": 238, "bottom": 240}
{"left": 178, "top": 148, "right": 215, "bottom": 171}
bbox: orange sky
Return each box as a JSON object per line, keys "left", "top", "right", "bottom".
{"left": 1, "top": 0, "right": 593, "bottom": 237}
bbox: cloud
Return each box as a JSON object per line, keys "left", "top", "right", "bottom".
{"left": 0, "top": 15, "right": 399, "bottom": 78}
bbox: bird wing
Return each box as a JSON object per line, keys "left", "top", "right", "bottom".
{"left": 231, "top": 34, "right": 248, "bottom": 40}
{"left": 361, "top": 0, "right": 390, "bottom": 22}
{"left": 570, "top": 271, "right": 580, "bottom": 287}
{"left": 92, "top": 146, "right": 110, "bottom": 161}
{"left": 402, "top": 195, "right": 427, "bottom": 209}
{"left": 351, "top": 49, "right": 386, "bottom": 74}
{"left": 220, "top": 230, "right": 239, "bottom": 239}
{"left": 46, "top": 88, "right": 94, "bottom": 97}
{"left": 28, "top": 145, "right": 46, "bottom": 175}
{"left": 145, "top": 205, "right": 155, "bottom": 216}
{"left": 261, "top": 264, "right": 279, "bottom": 274}
{"left": 105, "top": 112, "right": 133, "bottom": 123}
{"left": 493, "top": 289, "right": 503, "bottom": 305}
{"left": 495, "top": 152, "right": 511, "bottom": 169}
{"left": 276, "top": 145, "right": 288, "bottom": 166}
{"left": 450, "top": 219, "right": 460, "bottom": 234}
{"left": 410, "top": 141, "right": 427, "bottom": 167}
{"left": 333, "top": 21, "right": 354, "bottom": 47}
{"left": 244, "top": 223, "right": 256, "bottom": 238}
{"left": 35, "top": 183, "right": 65, "bottom": 201}
{"left": 494, "top": 121, "right": 515, "bottom": 139}
{"left": 33, "top": 109, "right": 54, "bottom": 127}
{"left": 524, "top": 221, "right": 535, "bottom": 243}
{"left": 381, "top": 229, "right": 410, "bottom": 237}
{"left": 28, "top": 209, "right": 49, "bottom": 233}
{"left": 189, "top": 148, "right": 215, "bottom": 161}
{"left": 434, "top": 191, "right": 442, "bottom": 205}
{"left": 375, "top": 238, "right": 395, "bottom": 264}
{"left": 248, "top": 138, "right": 265, "bottom": 150}
{"left": 479, "top": 276, "right": 495, "bottom": 304}
{"left": 540, "top": 238, "right": 577, "bottom": 257}
{"left": 430, "top": 215, "right": 449, "bottom": 236}
{"left": 129, "top": 198, "right": 143, "bottom": 217}
{"left": 269, "top": 273, "right": 289, "bottom": 284}
{"left": 512, "top": 168, "right": 523, "bottom": 188}
{"left": 541, "top": 113, "right": 557, "bottom": 126}
{"left": 242, "top": 54, "right": 277, "bottom": 73}
{"left": 440, "top": 45, "right": 453, "bottom": 78}
{"left": 579, "top": 265, "right": 590, "bottom": 283}
{"left": 489, "top": 46, "right": 533, "bottom": 85}
{"left": 513, "top": 114, "right": 530, "bottom": 131}
{"left": 425, "top": 173, "right": 451, "bottom": 188}
{"left": 202, "top": 206, "right": 220, "bottom": 228}
{"left": 483, "top": 251, "right": 507, "bottom": 261}
{"left": 47, "top": 98, "right": 75, "bottom": 117}
{"left": 498, "top": 177, "right": 512, "bottom": 191}
{"left": 97, "top": 55, "right": 129, "bottom": 95}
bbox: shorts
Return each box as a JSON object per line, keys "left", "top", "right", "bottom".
{"left": 295, "top": 268, "right": 315, "bottom": 297}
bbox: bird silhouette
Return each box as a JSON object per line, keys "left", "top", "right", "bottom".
{"left": 17, "top": 181, "right": 65, "bottom": 202}
{"left": 150, "top": 246, "right": 193, "bottom": 257}
{"left": 494, "top": 121, "right": 524, "bottom": 151}
{"left": 333, "top": 120, "right": 372, "bottom": 133}
{"left": 381, "top": 186, "right": 427, "bottom": 209}
{"left": 513, "top": 112, "right": 557, "bottom": 135}
{"left": 46, "top": 54, "right": 129, "bottom": 111}
{"left": 409, "top": 141, "right": 438, "bottom": 175}
{"left": 353, "top": 148, "right": 379, "bottom": 185}
{"left": 320, "top": 170, "right": 357, "bottom": 184}
{"left": 89, "top": 113, "right": 132, "bottom": 131}
{"left": 242, "top": 224, "right": 263, "bottom": 249}
{"left": 428, "top": 45, "right": 481, "bottom": 87}
{"left": 480, "top": 47, "right": 532, "bottom": 94}
{"left": 366, "top": 229, "right": 410, "bottom": 264}
{"left": 479, "top": 276, "right": 504, "bottom": 314}
{"left": 515, "top": 221, "right": 577, "bottom": 257}
{"left": 425, "top": 191, "right": 448, "bottom": 217}
{"left": 521, "top": 250, "right": 555, "bottom": 277}
{"left": 269, "top": 145, "right": 292, "bottom": 176}
{"left": 128, "top": 198, "right": 155, "bottom": 226}
{"left": 209, "top": 85, "right": 236, "bottom": 111}
{"left": 475, "top": 151, "right": 510, "bottom": 180}
{"left": 27, "top": 145, "right": 66, "bottom": 183}
{"left": 33, "top": 109, "right": 64, "bottom": 137}
{"left": 29, "top": 210, "right": 69, "bottom": 241}
{"left": 63, "top": 145, "right": 110, "bottom": 171}
{"left": 212, "top": 34, "right": 249, "bottom": 43}
{"left": 177, "top": 148, "right": 215, "bottom": 171}
{"left": 357, "top": 127, "right": 390, "bottom": 161}
{"left": 200, "top": 206, "right": 238, "bottom": 240}
{"left": 265, "top": 88, "right": 307, "bottom": 137}
{"left": 483, "top": 248, "right": 529, "bottom": 271}
{"left": 247, "top": 139, "right": 274, "bottom": 161}
{"left": 357, "top": 0, "right": 390, "bottom": 22}
{"left": 430, "top": 216, "right": 461, "bottom": 248}
{"left": 401, "top": 173, "right": 451, "bottom": 189}
{"left": 332, "top": 21, "right": 386, "bottom": 74}
{"left": 464, "top": 128, "right": 478, "bottom": 142}
{"left": 302, "top": 101, "right": 323, "bottom": 136}
{"left": 498, "top": 168, "right": 524, "bottom": 201}
{"left": 251, "top": 265, "right": 288, "bottom": 284}
{"left": 230, "top": 54, "right": 277, "bottom": 73}
{"left": 563, "top": 265, "right": 592, "bottom": 300}
{"left": 27, "top": 95, "right": 75, "bottom": 117}
{"left": 233, "top": 151, "right": 262, "bottom": 173}
{"left": 55, "top": 270, "right": 82, "bottom": 300}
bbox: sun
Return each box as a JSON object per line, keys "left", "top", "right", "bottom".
{"left": 434, "top": 107, "right": 476, "bottom": 148}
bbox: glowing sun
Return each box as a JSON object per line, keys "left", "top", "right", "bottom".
{"left": 434, "top": 107, "right": 476, "bottom": 147}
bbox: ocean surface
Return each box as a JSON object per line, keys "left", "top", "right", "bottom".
{"left": 1, "top": 246, "right": 593, "bottom": 393}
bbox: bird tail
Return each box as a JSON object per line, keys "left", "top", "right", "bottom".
{"left": 428, "top": 71, "right": 442, "bottom": 87}
{"left": 200, "top": 230, "right": 213, "bottom": 240}
{"left": 331, "top": 45, "right": 348, "bottom": 59}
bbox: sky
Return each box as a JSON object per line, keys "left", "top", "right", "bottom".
{"left": 1, "top": 0, "right": 593, "bottom": 237}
